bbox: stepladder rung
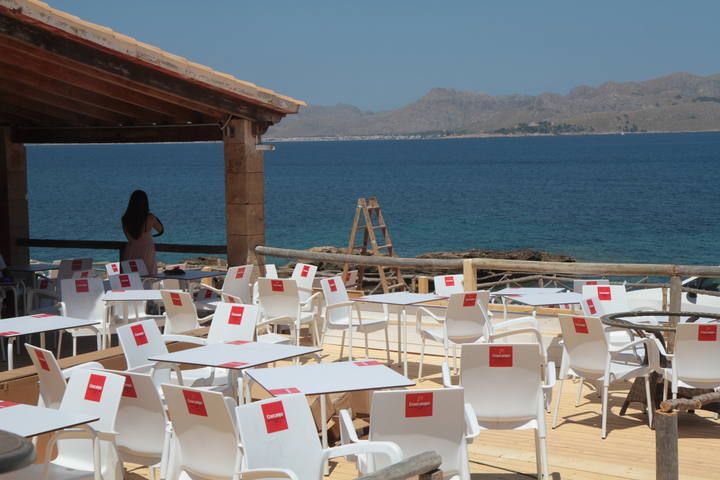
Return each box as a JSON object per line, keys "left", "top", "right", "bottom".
{"left": 372, "top": 224, "right": 387, "bottom": 229}
{"left": 377, "top": 244, "right": 392, "bottom": 250}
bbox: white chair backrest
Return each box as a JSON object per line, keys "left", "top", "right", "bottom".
{"left": 207, "top": 303, "right": 260, "bottom": 344}
{"left": 291, "top": 263, "right": 317, "bottom": 303}
{"left": 674, "top": 323, "right": 720, "bottom": 383}
{"left": 161, "top": 290, "right": 199, "bottom": 334}
{"left": 557, "top": 314, "right": 609, "bottom": 376}
{"left": 105, "top": 262, "right": 120, "bottom": 276}
{"left": 370, "top": 388, "right": 466, "bottom": 472}
{"left": 434, "top": 274, "right": 465, "bottom": 297}
{"left": 122, "top": 259, "right": 149, "bottom": 276}
{"left": 107, "top": 370, "right": 167, "bottom": 460}
{"left": 264, "top": 264, "right": 278, "bottom": 279}
{"left": 444, "top": 291, "right": 491, "bottom": 342}
{"left": 60, "top": 277, "right": 106, "bottom": 321}
{"left": 71, "top": 269, "right": 94, "bottom": 279}
{"left": 236, "top": 393, "right": 323, "bottom": 479}
{"left": 222, "top": 265, "right": 253, "bottom": 304}
{"left": 117, "top": 320, "right": 168, "bottom": 369}
{"left": 162, "top": 384, "right": 239, "bottom": 479}
{"left": 58, "top": 258, "right": 93, "bottom": 280}
{"left": 461, "top": 343, "right": 543, "bottom": 423}
{"left": 343, "top": 269, "right": 358, "bottom": 288}
{"left": 258, "top": 278, "right": 300, "bottom": 320}
{"left": 320, "top": 276, "right": 350, "bottom": 326}
{"left": 108, "top": 272, "right": 143, "bottom": 291}
{"left": 573, "top": 279, "right": 609, "bottom": 293}
{"left": 581, "top": 285, "right": 629, "bottom": 314}
{"left": 26, "top": 344, "right": 66, "bottom": 409}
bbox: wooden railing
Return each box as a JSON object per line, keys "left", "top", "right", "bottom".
{"left": 19, "top": 238, "right": 227, "bottom": 257}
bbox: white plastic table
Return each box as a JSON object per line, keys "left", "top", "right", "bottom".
{"left": 0, "top": 401, "right": 98, "bottom": 437}
{"left": 143, "top": 270, "right": 224, "bottom": 291}
{"left": 353, "top": 292, "right": 445, "bottom": 376}
{"left": 245, "top": 360, "right": 415, "bottom": 461}
{"left": 499, "top": 291, "right": 582, "bottom": 307}
{"left": 491, "top": 287, "right": 567, "bottom": 321}
{"left": 0, "top": 314, "right": 101, "bottom": 370}
{"left": 101, "top": 289, "right": 164, "bottom": 302}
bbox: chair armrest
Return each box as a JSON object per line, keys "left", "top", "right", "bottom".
{"left": 490, "top": 328, "right": 547, "bottom": 363}
{"left": 222, "top": 293, "right": 244, "bottom": 303}
{"left": 127, "top": 363, "right": 156, "bottom": 374}
{"left": 198, "top": 313, "right": 214, "bottom": 325}
{"left": 237, "top": 469, "right": 298, "bottom": 480}
{"left": 163, "top": 334, "right": 208, "bottom": 346}
{"left": 338, "top": 409, "right": 361, "bottom": 444}
{"left": 326, "top": 301, "right": 355, "bottom": 310}
{"left": 441, "top": 361, "right": 454, "bottom": 388}
{"left": 493, "top": 316, "right": 538, "bottom": 331}
{"left": 543, "top": 361, "right": 557, "bottom": 389}
{"left": 321, "top": 441, "right": 403, "bottom": 465}
{"left": 416, "top": 306, "right": 444, "bottom": 322}
{"left": 300, "top": 291, "right": 322, "bottom": 307}
{"left": 464, "top": 403, "right": 481, "bottom": 441}
{"left": 61, "top": 361, "right": 104, "bottom": 379}
{"left": 259, "top": 315, "right": 293, "bottom": 326}
{"left": 199, "top": 284, "right": 223, "bottom": 295}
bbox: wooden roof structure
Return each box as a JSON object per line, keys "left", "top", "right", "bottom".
{"left": 0, "top": 0, "right": 305, "bottom": 144}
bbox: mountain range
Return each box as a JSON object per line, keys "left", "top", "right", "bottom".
{"left": 266, "top": 72, "right": 720, "bottom": 139}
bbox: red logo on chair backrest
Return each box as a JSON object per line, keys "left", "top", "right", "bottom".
{"left": 262, "top": 400, "right": 289, "bottom": 433}
{"left": 235, "top": 267, "right": 246, "bottom": 279}
{"left": 228, "top": 305, "right": 245, "bottom": 325}
{"left": 122, "top": 376, "right": 138, "bottom": 398}
{"left": 698, "top": 325, "right": 718, "bottom": 342}
{"left": 489, "top": 346, "right": 513, "bottom": 367}
{"left": 573, "top": 317, "right": 589, "bottom": 334}
{"left": 75, "top": 279, "right": 89, "bottom": 293}
{"left": 71, "top": 259, "right": 82, "bottom": 271}
{"left": 328, "top": 279, "right": 338, "bottom": 292}
{"left": 130, "top": 323, "right": 148, "bottom": 346}
{"left": 0, "top": 401, "right": 18, "bottom": 409}
{"left": 586, "top": 298, "right": 597, "bottom": 315}
{"left": 129, "top": 260, "right": 139, "bottom": 272}
{"left": 268, "top": 388, "right": 301, "bottom": 395}
{"left": 84, "top": 374, "right": 106, "bottom": 402}
{"left": 597, "top": 286, "right": 612, "bottom": 301}
{"left": 170, "top": 292, "right": 183, "bottom": 306}
{"left": 111, "top": 263, "right": 119, "bottom": 273}
{"left": 36, "top": 350, "right": 50, "bottom": 371}
{"left": 271, "top": 280, "right": 284, "bottom": 292}
{"left": 445, "top": 276, "right": 455, "bottom": 287}
{"left": 182, "top": 390, "right": 208, "bottom": 417}
{"left": 463, "top": 293, "right": 477, "bottom": 307}
{"left": 586, "top": 281, "right": 597, "bottom": 286}
{"left": 405, "top": 392, "right": 433, "bottom": 417}
{"left": 203, "top": 289, "right": 213, "bottom": 299}
{"left": 79, "top": 271, "right": 90, "bottom": 278}
{"left": 40, "top": 279, "right": 49, "bottom": 289}
{"left": 300, "top": 265, "right": 311, "bottom": 278}
{"left": 119, "top": 275, "right": 131, "bottom": 288}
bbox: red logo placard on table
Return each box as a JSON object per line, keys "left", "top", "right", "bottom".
{"left": 405, "top": 392, "right": 433, "bottom": 418}
{"left": 262, "top": 400, "right": 289, "bottom": 433}
{"left": 130, "top": 323, "right": 148, "bottom": 346}
{"left": 586, "top": 281, "right": 597, "bottom": 286}
{"left": 122, "top": 376, "right": 138, "bottom": 398}
{"left": 119, "top": 275, "right": 131, "bottom": 288}
{"left": 328, "top": 279, "right": 338, "bottom": 292}
{"left": 129, "top": 260, "right": 139, "bottom": 272}
{"left": 489, "top": 345, "right": 513, "bottom": 367}
{"left": 271, "top": 280, "right": 284, "bottom": 292}
{"left": 698, "top": 325, "right": 718, "bottom": 342}
{"left": 586, "top": 298, "right": 597, "bottom": 315}
{"left": 0, "top": 331, "right": 20, "bottom": 337}
{"left": 463, "top": 293, "right": 477, "bottom": 307}
{"left": 111, "top": 263, "right": 119, "bottom": 273}
{"left": 445, "top": 276, "right": 455, "bottom": 287}
{"left": 573, "top": 317, "right": 589, "bottom": 334}
{"left": 75, "top": 279, "right": 89, "bottom": 293}
{"left": 268, "top": 388, "right": 301, "bottom": 395}
{"left": 170, "top": 292, "right": 183, "bottom": 306}
{"left": 227, "top": 340, "right": 250, "bottom": 345}
{"left": 228, "top": 305, "right": 245, "bottom": 325}
{"left": 183, "top": 390, "right": 208, "bottom": 417}
{"left": 84, "top": 374, "right": 106, "bottom": 402}
{"left": 71, "top": 259, "right": 82, "bottom": 271}
{"left": 219, "top": 361, "right": 249, "bottom": 368}
{"left": 597, "top": 286, "right": 612, "bottom": 301}
{"left": 235, "top": 267, "right": 246, "bottom": 279}
{"left": 354, "top": 360, "right": 383, "bottom": 366}
{"left": 0, "top": 401, "right": 18, "bottom": 409}
{"left": 300, "top": 265, "right": 311, "bottom": 278}
{"left": 32, "top": 313, "right": 54, "bottom": 318}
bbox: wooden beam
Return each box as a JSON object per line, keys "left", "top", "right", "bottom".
{"left": 0, "top": 90, "right": 110, "bottom": 126}
{"left": 0, "top": 127, "right": 29, "bottom": 265}
{"left": 0, "top": 95, "right": 68, "bottom": 126}
{"left": 11, "top": 124, "right": 223, "bottom": 144}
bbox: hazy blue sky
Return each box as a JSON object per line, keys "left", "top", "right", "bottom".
{"left": 48, "top": 1, "right": 720, "bottom": 110}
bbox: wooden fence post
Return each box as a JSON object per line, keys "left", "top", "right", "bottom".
{"left": 655, "top": 410, "right": 678, "bottom": 480}
{"left": 418, "top": 276, "right": 430, "bottom": 294}
{"left": 463, "top": 259, "right": 476, "bottom": 291}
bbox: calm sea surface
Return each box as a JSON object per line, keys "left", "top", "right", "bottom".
{"left": 25, "top": 132, "right": 720, "bottom": 266}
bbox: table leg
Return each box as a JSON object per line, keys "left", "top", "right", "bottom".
{"left": 40, "top": 333, "right": 45, "bottom": 350}
{"left": 402, "top": 307, "right": 408, "bottom": 377}
{"left": 502, "top": 297, "right": 508, "bottom": 321}
{"left": 8, "top": 338, "right": 14, "bottom": 370}
{"left": 396, "top": 306, "right": 402, "bottom": 365}
{"left": 229, "top": 369, "right": 240, "bottom": 404}
{"left": 321, "top": 394, "right": 329, "bottom": 475}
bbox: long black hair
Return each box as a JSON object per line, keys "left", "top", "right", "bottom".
{"left": 122, "top": 190, "right": 149, "bottom": 240}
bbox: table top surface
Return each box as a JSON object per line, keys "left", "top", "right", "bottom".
{"left": 102, "top": 289, "right": 164, "bottom": 302}
{"left": 499, "top": 291, "right": 582, "bottom": 306}
{"left": 0, "top": 402, "right": 98, "bottom": 438}
{"left": 492, "top": 287, "right": 564, "bottom": 296}
{"left": 601, "top": 311, "right": 720, "bottom": 333}
{"left": 149, "top": 341, "right": 320, "bottom": 369}
{"left": 354, "top": 292, "right": 446, "bottom": 306}
{"left": 5, "top": 263, "right": 58, "bottom": 273}
{"left": 245, "top": 360, "right": 415, "bottom": 396}
{"left": 144, "top": 270, "right": 225, "bottom": 281}
{"left": 0, "top": 314, "right": 100, "bottom": 337}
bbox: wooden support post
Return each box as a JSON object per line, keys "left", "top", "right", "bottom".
{"left": 463, "top": 259, "right": 477, "bottom": 291}
{"left": 0, "top": 127, "right": 29, "bottom": 265}
{"left": 667, "top": 273, "right": 682, "bottom": 352}
{"left": 224, "top": 119, "right": 264, "bottom": 267}
{"left": 655, "top": 410, "right": 678, "bottom": 480}
{"left": 418, "top": 276, "right": 429, "bottom": 294}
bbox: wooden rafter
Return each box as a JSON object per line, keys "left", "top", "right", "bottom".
{"left": 11, "top": 124, "right": 223, "bottom": 144}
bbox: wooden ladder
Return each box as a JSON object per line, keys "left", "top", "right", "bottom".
{"left": 342, "top": 197, "right": 408, "bottom": 294}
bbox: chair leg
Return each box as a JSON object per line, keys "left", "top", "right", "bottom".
{"left": 551, "top": 378, "right": 564, "bottom": 428}
{"left": 644, "top": 376, "right": 654, "bottom": 427}
{"left": 384, "top": 327, "right": 390, "bottom": 363}
{"left": 575, "top": 377, "right": 584, "bottom": 406}
{"left": 96, "top": 333, "right": 102, "bottom": 352}
{"left": 539, "top": 430, "right": 549, "bottom": 480}
{"left": 452, "top": 344, "right": 458, "bottom": 374}
{"left": 348, "top": 327, "right": 353, "bottom": 362}
{"left": 601, "top": 384, "right": 609, "bottom": 439}
{"left": 418, "top": 338, "right": 426, "bottom": 380}
{"left": 72, "top": 336, "right": 77, "bottom": 357}
{"left": 663, "top": 378, "right": 668, "bottom": 401}
{"left": 534, "top": 430, "right": 542, "bottom": 479}
{"left": 339, "top": 330, "right": 346, "bottom": 360}
{"left": 364, "top": 333, "right": 369, "bottom": 358}
{"left": 312, "top": 319, "right": 321, "bottom": 348}
{"left": 56, "top": 330, "right": 64, "bottom": 359}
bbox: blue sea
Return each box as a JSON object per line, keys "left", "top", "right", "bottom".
{"left": 25, "top": 132, "right": 720, "bottom": 266}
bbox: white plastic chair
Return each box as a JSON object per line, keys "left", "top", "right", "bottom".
{"left": 105, "top": 262, "right": 121, "bottom": 276}
{"left": 257, "top": 278, "right": 321, "bottom": 347}
{"left": 71, "top": 269, "right": 95, "bottom": 279}
{"left": 664, "top": 323, "right": 720, "bottom": 399}
{"left": 340, "top": 387, "right": 478, "bottom": 480}
{"left": 415, "top": 291, "right": 492, "bottom": 378}
{"left": 58, "top": 277, "right": 106, "bottom": 356}
{"left": 443, "top": 343, "right": 551, "bottom": 479}
{"left": 25, "top": 258, "right": 89, "bottom": 314}
{"left": 161, "top": 290, "right": 213, "bottom": 335}
{"left": 319, "top": 276, "right": 390, "bottom": 361}
{"left": 0, "top": 369, "right": 125, "bottom": 480}
{"left": 209, "top": 303, "right": 287, "bottom": 345}
{"left": 291, "top": 263, "right": 317, "bottom": 305}
{"left": 552, "top": 314, "right": 659, "bottom": 438}
{"left": 108, "top": 272, "right": 162, "bottom": 324}
{"left": 197, "top": 265, "right": 254, "bottom": 314}
{"left": 434, "top": 274, "right": 464, "bottom": 297}
{"left": 236, "top": 393, "right": 402, "bottom": 479}
{"left": 122, "top": 258, "right": 149, "bottom": 276}
{"left": 58, "top": 258, "right": 94, "bottom": 280}
{"left": 26, "top": 344, "right": 103, "bottom": 409}
{"left": 572, "top": 279, "right": 609, "bottom": 293}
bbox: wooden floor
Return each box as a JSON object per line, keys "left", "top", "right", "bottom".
{"left": 124, "top": 339, "right": 720, "bottom": 480}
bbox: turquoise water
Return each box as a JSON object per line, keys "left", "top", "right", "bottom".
{"left": 26, "top": 132, "right": 720, "bottom": 266}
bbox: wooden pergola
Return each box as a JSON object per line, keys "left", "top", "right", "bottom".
{"left": 0, "top": 0, "right": 304, "bottom": 266}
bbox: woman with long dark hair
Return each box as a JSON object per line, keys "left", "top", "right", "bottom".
{"left": 121, "top": 190, "right": 164, "bottom": 274}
